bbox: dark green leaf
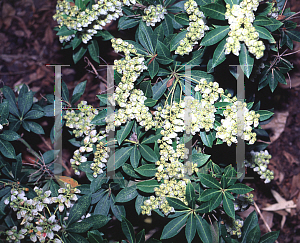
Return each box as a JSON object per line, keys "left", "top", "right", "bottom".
{"left": 138, "top": 21, "right": 154, "bottom": 53}
{"left": 67, "top": 194, "right": 91, "bottom": 225}
{"left": 116, "top": 185, "right": 138, "bottom": 203}
{"left": 12, "top": 153, "right": 22, "bottom": 180}
{"left": 223, "top": 194, "right": 235, "bottom": 219}
{"left": 185, "top": 213, "right": 196, "bottom": 243}
{"left": 110, "top": 193, "right": 126, "bottom": 221}
{"left": 71, "top": 36, "right": 82, "bottom": 50}
{"left": 3, "top": 86, "right": 19, "bottom": 117}
{"left": 161, "top": 213, "right": 189, "bottom": 239}
{"left": 246, "top": 224, "right": 261, "bottom": 243}
{"left": 121, "top": 216, "right": 135, "bottom": 243}
{"left": 190, "top": 153, "right": 210, "bottom": 167}
{"left": 156, "top": 41, "right": 173, "bottom": 64}
{"left": 152, "top": 78, "right": 169, "bottom": 100}
{"left": 170, "top": 30, "right": 188, "bottom": 51}
{"left": 42, "top": 150, "right": 60, "bottom": 164}
{"left": 227, "top": 183, "right": 253, "bottom": 194}
{"left": 136, "top": 229, "right": 145, "bottom": 243}
{"left": 199, "top": 173, "right": 221, "bottom": 189}
{"left": 166, "top": 197, "right": 190, "bottom": 210}
{"left": 87, "top": 232, "right": 105, "bottom": 243}
{"left": 186, "top": 182, "right": 195, "bottom": 208}
{"left": 135, "top": 164, "right": 157, "bottom": 177}
{"left": 255, "top": 26, "right": 276, "bottom": 43}
{"left": 239, "top": 43, "right": 254, "bottom": 78}
{"left": 141, "top": 133, "right": 162, "bottom": 145}
{"left": 140, "top": 81, "right": 153, "bottom": 98}
{"left": 253, "top": 16, "right": 272, "bottom": 26}
{"left": 0, "top": 100, "right": 9, "bottom": 120}
{"left": 0, "top": 139, "right": 16, "bottom": 159}
{"left": 107, "top": 147, "right": 133, "bottom": 170}
{"left": 56, "top": 26, "right": 76, "bottom": 36}
{"left": 241, "top": 210, "right": 258, "bottom": 243}
{"left": 130, "top": 145, "right": 141, "bottom": 169}
{"left": 201, "top": 26, "right": 230, "bottom": 46}
{"left": 73, "top": 46, "right": 87, "bottom": 64}
{"left": 67, "top": 215, "right": 110, "bottom": 233}
{"left": 199, "top": 189, "right": 220, "bottom": 202}
{"left": 126, "top": 40, "right": 149, "bottom": 55}
{"left": 256, "top": 110, "right": 274, "bottom": 121}
{"left": 94, "top": 192, "right": 110, "bottom": 216}
{"left": 209, "top": 192, "right": 223, "bottom": 211}
{"left": 123, "top": 163, "right": 142, "bottom": 178}
{"left": 148, "top": 59, "right": 159, "bottom": 79}
{"left": 137, "top": 180, "right": 159, "bottom": 193}
{"left": 90, "top": 173, "right": 107, "bottom": 193}
{"left": 285, "top": 30, "right": 300, "bottom": 42}
{"left": 0, "top": 130, "right": 20, "bottom": 141}
{"left": 88, "top": 39, "right": 100, "bottom": 63}
{"left": 90, "top": 109, "right": 107, "bottom": 125}
{"left": 260, "top": 231, "right": 280, "bottom": 243}
{"left": 117, "top": 121, "right": 134, "bottom": 145}
{"left": 201, "top": 3, "right": 226, "bottom": 20}
{"left": 212, "top": 38, "right": 227, "bottom": 68}
{"left": 68, "top": 233, "right": 89, "bottom": 243}
{"left": 195, "top": 214, "right": 212, "bottom": 243}
{"left": 26, "top": 121, "right": 45, "bottom": 134}
{"left": 265, "top": 18, "right": 283, "bottom": 32}
{"left": 200, "top": 130, "right": 215, "bottom": 148}
{"left": 135, "top": 194, "right": 144, "bottom": 215}
{"left": 24, "top": 110, "right": 44, "bottom": 120}
{"left": 139, "top": 144, "right": 158, "bottom": 162}
{"left": 118, "top": 17, "right": 140, "bottom": 30}
{"left": 18, "top": 92, "right": 34, "bottom": 118}
{"left": 174, "top": 13, "right": 189, "bottom": 25}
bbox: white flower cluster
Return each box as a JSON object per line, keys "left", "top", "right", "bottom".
{"left": 53, "top": 0, "right": 136, "bottom": 44}
{"left": 223, "top": 218, "right": 244, "bottom": 238}
{"left": 5, "top": 187, "right": 63, "bottom": 243}
{"left": 106, "top": 38, "right": 155, "bottom": 132}
{"left": 233, "top": 193, "right": 254, "bottom": 211}
{"left": 64, "top": 101, "right": 99, "bottom": 138}
{"left": 216, "top": 100, "right": 260, "bottom": 146}
{"left": 142, "top": 5, "right": 167, "bottom": 26}
{"left": 245, "top": 150, "right": 274, "bottom": 183}
{"left": 225, "top": 0, "right": 265, "bottom": 59}
{"left": 91, "top": 141, "right": 110, "bottom": 177}
{"left": 54, "top": 183, "right": 81, "bottom": 211}
{"left": 175, "top": 0, "right": 209, "bottom": 55}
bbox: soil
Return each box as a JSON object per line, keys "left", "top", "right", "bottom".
{"left": 0, "top": 0, "right": 300, "bottom": 242}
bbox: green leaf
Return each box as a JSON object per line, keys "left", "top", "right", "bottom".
{"left": 72, "top": 80, "right": 87, "bottom": 98}
{"left": 121, "top": 217, "right": 135, "bottom": 243}
{"left": 135, "top": 194, "right": 144, "bottom": 215}
{"left": 26, "top": 121, "right": 45, "bottom": 134}
{"left": 212, "top": 38, "right": 227, "bottom": 68}
{"left": 0, "top": 100, "right": 9, "bottom": 120}
{"left": 224, "top": 0, "right": 240, "bottom": 7}
{"left": 144, "top": 98, "right": 157, "bottom": 107}
{"left": 156, "top": 40, "right": 173, "bottom": 64}
{"left": 199, "top": 189, "right": 220, "bottom": 202}
{"left": 255, "top": 26, "right": 276, "bottom": 43}
{"left": 200, "top": 130, "right": 215, "bottom": 148}
{"left": 246, "top": 224, "right": 261, "bottom": 243}
{"left": 0, "top": 130, "right": 20, "bottom": 141}
{"left": 12, "top": 153, "right": 22, "bottom": 180}
{"left": 18, "top": 92, "right": 34, "bottom": 118}
{"left": 253, "top": 16, "right": 272, "bottom": 26}
{"left": 90, "top": 173, "right": 107, "bottom": 193}
{"left": 110, "top": 193, "right": 126, "bottom": 221}
{"left": 152, "top": 78, "right": 168, "bottom": 100}
{"left": 0, "top": 156, "right": 13, "bottom": 178}
{"left": 24, "top": 110, "right": 44, "bottom": 120}
{"left": 201, "top": 3, "right": 226, "bottom": 20}
{"left": 256, "top": 3, "right": 273, "bottom": 16}
{"left": 256, "top": 110, "right": 274, "bottom": 121}
{"left": 265, "top": 18, "right": 283, "bottom": 32}
{"left": 186, "top": 182, "right": 195, "bottom": 208}
{"left": 90, "top": 109, "right": 107, "bottom": 125}
{"left": 267, "top": 70, "right": 278, "bottom": 92}
{"left": 136, "top": 229, "right": 145, "bottom": 243}
{"left": 96, "top": 30, "right": 114, "bottom": 41}
{"left": 42, "top": 150, "right": 60, "bottom": 164}
{"left": 141, "top": 133, "right": 162, "bottom": 145}
{"left": 117, "top": 121, "right": 134, "bottom": 145}
{"left": 137, "top": 180, "right": 159, "bottom": 193}
{"left": 68, "top": 233, "right": 89, "bottom": 243}
{"left": 223, "top": 194, "right": 235, "bottom": 219}
{"left": 122, "top": 164, "right": 142, "bottom": 178}
{"left": 209, "top": 192, "right": 223, "bottom": 211}
{"left": 285, "top": 30, "right": 300, "bottom": 42}
{"left": 185, "top": 213, "right": 196, "bottom": 243}
{"left": 138, "top": 21, "right": 154, "bottom": 53}
{"left": 162, "top": 14, "right": 173, "bottom": 37}
{"left": 199, "top": 174, "right": 221, "bottom": 189}
{"left": 0, "top": 139, "right": 15, "bottom": 159}
{"left": 130, "top": 145, "right": 141, "bottom": 169}
{"left": 140, "top": 81, "right": 153, "bottom": 98}
{"left": 67, "top": 194, "right": 91, "bottom": 225}
{"left": 94, "top": 192, "right": 110, "bottom": 216}
{"left": 126, "top": 40, "right": 148, "bottom": 55}
{"left": 239, "top": 43, "right": 254, "bottom": 78}
{"left": 148, "top": 59, "right": 159, "bottom": 79}
{"left": 139, "top": 144, "right": 158, "bottom": 162}
{"left": 116, "top": 185, "right": 138, "bottom": 203}
{"left": 201, "top": 26, "right": 230, "bottom": 46}
{"left": 166, "top": 197, "right": 190, "bottom": 210}
{"left": 195, "top": 214, "right": 212, "bottom": 243}
{"left": 118, "top": 16, "right": 140, "bottom": 30}
{"left": 71, "top": 36, "right": 82, "bottom": 50}
{"left": 241, "top": 210, "right": 258, "bottom": 243}
{"left": 227, "top": 184, "right": 253, "bottom": 194}
{"left": 75, "top": 0, "right": 85, "bottom": 9}
{"left": 161, "top": 213, "right": 189, "bottom": 239}
{"left": 174, "top": 13, "right": 189, "bottom": 25}
{"left": 3, "top": 86, "right": 19, "bottom": 117}
{"left": 88, "top": 39, "right": 100, "bottom": 63}
{"left": 170, "top": 30, "right": 188, "bottom": 51}
{"left": 73, "top": 45, "right": 87, "bottom": 64}
{"left": 67, "top": 215, "right": 110, "bottom": 233}
{"left": 107, "top": 147, "right": 133, "bottom": 170}
{"left": 260, "top": 231, "right": 280, "bottom": 243}
{"left": 190, "top": 153, "right": 210, "bottom": 167}
{"left": 87, "top": 232, "right": 105, "bottom": 243}
{"left": 135, "top": 164, "right": 157, "bottom": 177}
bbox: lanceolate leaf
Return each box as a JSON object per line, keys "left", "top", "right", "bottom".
{"left": 199, "top": 189, "right": 220, "bottom": 202}
{"left": 186, "top": 182, "right": 195, "bottom": 208}
{"left": 161, "top": 213, "right": 189, "bottom": 239}
{"left": 115, "top": 185, "right": 138, "bottom": 203}
{"left": 260, "top": 231, "right": 280, "bottom": 243}
{"left": 227, "top": 183, "right": 253, "bottom": 194}
{"left": 135, "top": 164, "right": 157, "bottom": 177}
{"left": 201, "top": 3, "right": 226, "bottom": 21}
{"left": 223, "top": 194, "right": 235, "bottom": 219}
{"left": 255, "top": 26, "right": 276, "bottom": 43}
{"left": 246, "top": 224, "right": 261, "bottom": 243}
{"left": 256, "top": 110, "right": 274, "bottom": 121}
{"left": 117, "top": 120, "right": 134, "bottom": 145}
{"left": 239, "top": 43, "right": 254, "bottom": 78}
{"left": 136, "top": 180, "right": 159, "bottom": 193}
{"left": 139, "top": 144, "right": 158, "bottom": 162}
{"left": 195, "top": 214, "right": 212, "bottom": 243}
{"left": 107, "top": 147, "right": 133, "bottom": 170}
{"left": 88, "top": 39, "right": 100, "bottom": 63}
{"left": 185, "top": 213, "right": 196, "bottom": 243}
{"left": 209, "top": 192, "right": 223, "bottom": 211}
{"left": 166, "top": 197, "right": 190, "bottom": 210}
{"left": 241, "top": 210, "right": 258, "bottom": 243}
{"left": 199, "top": 174, "right": 221, "bottom": 189}
{"left": 152, "top": 78, "right": 168, "bottom": 100}
{"left": 0, "top": 139, "right": 16, "bottom": 159}
{"left": 121, "top": 217, "right": 135, "bottom": 243}
{"left": 67, "top": 194, "right": 91, "bottom": 225}
{"left": 212, "top": 38, "right": 227, "bottom": 68}
{"left": 110, "top": 194, "right": 126, "bottom": 221}
{"left": 224, "top": 0, "right": 240, "bottom": 7}
{"left": 285, "top": 29, "right": 300, "bottom": 42}
{"left": 201, "top": 26, "right": 230, "bottom": 46}
{"left": 267, "top": 70, "right": 278, "bottom": 92}
{"left": 130, "top": 145, "right": 141, "bottom": 169}
{"left": 138, "top": 21, "right": 154, "bottom": 53}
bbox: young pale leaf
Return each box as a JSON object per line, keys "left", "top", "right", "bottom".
{"left": 246, "top": 224, "right": 261, "bottom": 243}
{"left": 139, "top": 144, "right": 158, "bottom": 162}
{"left": 166, "top": 197, "right": 190, "bottom": 210}
{"left": 201, "top": 26, "right": 230, "bottom": 46}
{"left": 239, "top": 43, "right": 254, "bottom": 78}
{"left": 260, "top": 231, "right": 280, "bottom": 243}
{"left": 241, "top": 210, "right": 258, "bottom": 243}
{"left": 116, "top": 185, "right": 138, "bottom": 203}
{"left": 88, "top": 39, "right": 100, "bottom": 63}
{"left": 223, "top": 194, "right": 235, "bottom": 219}
{"left": 161, "top": 213, "right": 189, "bottom": 239}
{"left": 201, "top": 3, "right": 226, "bottom": 20}
{"left": 67, "top": 194, "right": 91, "bottom": 225}
{"left": 117, "top": 121, "right": 134, "bottom": 145}
{"left": 195, "top": 214, "right": 212, "bottom": 243}
{"left": 185, "top": 213, "right": 196, "bottom": 243}
{"left": 136, "top": 180, "right": 159, "bottom": 193}
{"left": 110, "top": 194, "right": 126, "bottom": 221}
{"left": 227, "top": 184, "right": 253, "bottom": 194}
{"left": 212, "top": 38, "right": 227, "bottom": 68}
{"left": 121, "top": 217, "right": 135, "bottom": 243}
{"left": 135, "top": 164, "right": 157, "bottom": 177}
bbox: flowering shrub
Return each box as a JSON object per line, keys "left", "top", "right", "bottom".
{"left": 1, "top": 0, "right": 300, "bottom": 242}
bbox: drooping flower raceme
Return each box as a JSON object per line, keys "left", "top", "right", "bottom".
{"left": 142, "top": 5, "right": 167, "bottom": 26}
{"left": 175, "top": 0, "right": 209, "bottom": 55}
{"left": 225, "top": 0, "right": 266, "bottom": 59}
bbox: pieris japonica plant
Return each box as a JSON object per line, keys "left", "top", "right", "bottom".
{"left": 1, "top": 0, "right": 300, "bottom": 242}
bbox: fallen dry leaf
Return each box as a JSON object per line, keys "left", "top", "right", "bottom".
{"left": 261, "top": 111, "right": 289, "bottom": 143}
{"left": 2, "top": 3, "right": 15, "bottom": 29}
{"left": 261, "top": 211, "right": 274, "bottom": 231}
{"left": 262, "top": 190, "right": 297, "bottom": 213}
{"left": 282, "top": 151, "right": 300, "bottom": 165}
